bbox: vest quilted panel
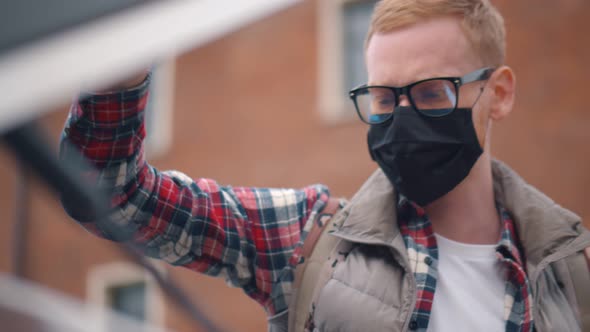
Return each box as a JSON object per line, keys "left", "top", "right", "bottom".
{"left": 313, "top": 245, "right": 413, "bottom": 331}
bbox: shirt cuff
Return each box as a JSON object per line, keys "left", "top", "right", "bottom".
{"left": 77, "top": 73, "right": 152, "bottom": 127}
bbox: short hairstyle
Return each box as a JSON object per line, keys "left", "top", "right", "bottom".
{"left": 366, "top": 0, "right": 506, "bottom": 67}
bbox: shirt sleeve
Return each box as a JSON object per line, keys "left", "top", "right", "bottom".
{"left": 59, "top": 74, "right": 331, "bottom": 308}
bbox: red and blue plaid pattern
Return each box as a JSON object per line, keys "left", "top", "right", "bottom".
{"left": 497, "top": 207, "right": 534, "bottom": 332}
{"left": 60, "top": 76, "right": 330, "bottom": 315}
{"left": 398, "top": 197, "right": 533, "bottom": 332}
{"left": 398, "top": 199, "right": 438, "bottom": 331}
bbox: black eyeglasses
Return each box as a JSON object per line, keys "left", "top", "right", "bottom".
{"left": 349, "top": 67, "right": 495, "bottom": 124}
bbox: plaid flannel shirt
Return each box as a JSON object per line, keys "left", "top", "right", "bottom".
{"left": 398, "top": 197, "right": 533, "bottom": 332}
{"left": 60, "top": 75, "right": 331, "bottom": 315}
{"left": 62, "top": 75, "right": 533, "bottom": 330}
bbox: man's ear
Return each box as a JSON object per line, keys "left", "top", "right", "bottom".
{"left": 488, "top": 66, "right": 516, "bottom": 121}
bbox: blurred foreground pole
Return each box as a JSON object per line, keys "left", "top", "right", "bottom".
{"left": 12, "top": 160, "right": 29, "bottom": 278}
{"left": 2, "top": 121, "right": 223, "bottom": 332}
{"left": 0, "top": 0, "right": 300, "bottom": 132}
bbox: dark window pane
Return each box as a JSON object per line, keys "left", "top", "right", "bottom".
{"left": 108, "top": 282, "right": 146, "bottom": 322}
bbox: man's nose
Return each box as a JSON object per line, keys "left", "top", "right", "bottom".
{"left": 398, "top": 95, "right": 411, "bottom": 107}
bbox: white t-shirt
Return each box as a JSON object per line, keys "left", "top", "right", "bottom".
{"left": 427, "top": 233, "right": 506, "bottom": 332}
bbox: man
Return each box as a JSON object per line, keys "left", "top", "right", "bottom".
{"left": 61, "top": 0, "right": 590, "bottom": 331}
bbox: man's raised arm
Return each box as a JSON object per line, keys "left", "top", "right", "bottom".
{"left": 59, "top": 72, "right": 330, "bottom": 314}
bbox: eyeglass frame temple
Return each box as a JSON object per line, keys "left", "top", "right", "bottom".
{"left": 459, "top": 67, "right": 495, "bottom": 85}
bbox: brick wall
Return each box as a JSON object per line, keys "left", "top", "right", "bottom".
{"left": 0, "top": 1, "right": 588, "bottom": 331}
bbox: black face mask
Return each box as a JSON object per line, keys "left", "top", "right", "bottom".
{"left": 367, "top": 106, "right": 483, "bottom": 206}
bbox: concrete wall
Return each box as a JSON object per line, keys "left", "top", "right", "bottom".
{"left": 0, "top": 0, "right": 588, "bottom": 331}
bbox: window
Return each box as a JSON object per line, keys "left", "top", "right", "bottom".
{"left": 145, "top": 60, "right": 176, "bottom": 160}
{"left": 318, "top": 0, "right": 378, "bottom": 123}
{"left": 107, "top": 281, "right": 147, "bottom": 326}
{"left": 87, "top": 262, "right": 165, "bottom": 331}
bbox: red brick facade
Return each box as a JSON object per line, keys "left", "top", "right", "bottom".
{"left": 0, "top": 1, "right": 588, "bottom": 331}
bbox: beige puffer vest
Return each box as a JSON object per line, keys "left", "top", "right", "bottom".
{"left": 269, "top": 160, "right": 590, "bottom": 331}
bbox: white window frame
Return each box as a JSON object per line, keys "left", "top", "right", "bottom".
{"left": 87, "top": 261, "right": 166, "bottom": 331}
{"left": 317, "top": 0, "right": 375, "bottom": 124}
{"left": 145, "top": 60, "right": 176, "bottom": 160}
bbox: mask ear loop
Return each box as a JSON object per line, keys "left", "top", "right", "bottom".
{"left": 470, "top": 80, "right": 488, "bottom": 108}
{"left": 472, "top": 78, "right": 492, "bottom": 149}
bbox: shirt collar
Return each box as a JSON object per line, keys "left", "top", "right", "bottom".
{"left": 334, "top": 161, "right": 589, "bottom": 268}
{"left": 497, "top": 205, "right": 526, "bottom": 266}
{"left": 399, "top": 194, "right": 526, "bottom": 266}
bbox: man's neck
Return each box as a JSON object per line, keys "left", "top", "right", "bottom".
{"left": 424, "top": 153, "right": 501, "bottom": 245}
